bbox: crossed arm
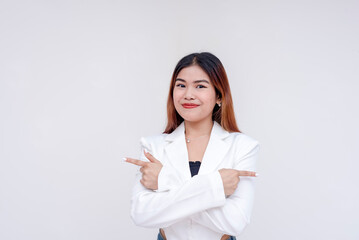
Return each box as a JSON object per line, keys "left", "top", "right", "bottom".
{"left": 124, "top": 145, "right": 259, "bottom": 235}
{"left": 125, "top": 150, "right": 257, "bottom": 195}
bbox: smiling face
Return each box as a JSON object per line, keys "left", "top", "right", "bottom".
{"left": 173, "top": 65, "right": 220, "bottom": 124}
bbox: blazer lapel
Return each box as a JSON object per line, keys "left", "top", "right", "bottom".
{"left": 164, "top": 122, "right": 192, "bottom": 181}
{"left": 198, "top": 121, "right": 230, "bottom": 175}
{"left": 164, "top": 121, "right": 231, "bottom": 180}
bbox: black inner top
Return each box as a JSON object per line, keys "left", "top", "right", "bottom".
{"left": 189, "top": 161, "right": 201, "bottom": 177}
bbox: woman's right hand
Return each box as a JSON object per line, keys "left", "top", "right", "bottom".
{"left": 218, "top": 169, "right": 257, "bottom": 196}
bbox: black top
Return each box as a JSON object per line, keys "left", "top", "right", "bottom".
{"left": 189, "top": 161, "right": 201, "bottom": 177}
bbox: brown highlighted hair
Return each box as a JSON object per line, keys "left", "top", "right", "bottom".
{"left": 164, "top": 52, "right": 240, "bottom": 134}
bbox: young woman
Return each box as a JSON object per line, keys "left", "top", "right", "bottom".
{"left": 124, "top": 52, "right": 260, "bottom": 240}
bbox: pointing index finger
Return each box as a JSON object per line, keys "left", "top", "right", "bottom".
{"left": 236, "top": 170, "right": 258, "bottom": 177}
{"left": 125, "top": 158, "right": 147, "bottom": 167}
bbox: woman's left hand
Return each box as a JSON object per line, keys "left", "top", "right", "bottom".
{"left": 124, "top": 150, "right": 163, "bottom": 190}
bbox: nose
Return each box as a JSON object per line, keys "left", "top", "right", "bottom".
{"left": 184, "top": 86, "right": 195, "bottom": 100}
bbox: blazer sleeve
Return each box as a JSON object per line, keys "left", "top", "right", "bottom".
{"left": 130, "top": 137, "right": 227, "bottom": 228}
{"left": 190, "top": 141, "right": 260, "bottom": 236}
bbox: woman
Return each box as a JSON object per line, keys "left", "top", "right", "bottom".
{"left": 124, "top": 52, "right": 260, "bottom": 240}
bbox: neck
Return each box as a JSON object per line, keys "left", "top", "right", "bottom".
{"left": 184, "top": 118, "right": 214, "bottom": 138}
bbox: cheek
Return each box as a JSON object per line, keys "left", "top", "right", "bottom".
{"left": 206, "top": 99, "right": 217, "bottom": 110}
{"left": 202, "top": 91, "right": 217, "bottom": 106}
{"left": 172, "top": 90, "right": 181, "bottom": 103}
{"left": 172, "top": 90, "right": 183, "bottom": 112}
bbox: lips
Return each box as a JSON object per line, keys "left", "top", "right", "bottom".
{"left": 182, "top": 103, "right": 199, "bottom": 109}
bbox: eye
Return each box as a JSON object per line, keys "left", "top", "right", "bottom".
{"left": 176, "top": 84, "right": 186, "bottom": 88}
{"left": 196, "top": 84, "right": 207, "bottom": 89}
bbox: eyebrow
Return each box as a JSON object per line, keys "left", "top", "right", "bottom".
{"left": 175, "top": 78, "right": 210, "bottom": 84}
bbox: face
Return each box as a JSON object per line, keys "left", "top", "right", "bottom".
{"left": 173, "top": 65, "right": 220, "bottom": 123}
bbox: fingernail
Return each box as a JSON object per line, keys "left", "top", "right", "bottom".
{"left": 144, "top": 149, "right": 148, "bottom": 153}
{"left": 122, "top": 157, "right": 127, "bottom": 162}
{"left": 255, "top": 173, "right": 259, "bottom": 177}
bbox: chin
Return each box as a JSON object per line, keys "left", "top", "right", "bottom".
{"left": 176, "top": 108, "right": 213, "bottom": 123}
{"left": 177, "top": 114, "right": 197, "bottom": 122}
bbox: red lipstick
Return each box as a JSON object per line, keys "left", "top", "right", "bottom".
{"left": 182, "top": 103, "right": 199, "bottom": 109}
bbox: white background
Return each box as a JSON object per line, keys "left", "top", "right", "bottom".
{"left": 1, "top": 0, "right": 358, "bottom": 239}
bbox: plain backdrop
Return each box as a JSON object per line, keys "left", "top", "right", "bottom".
{"left": 1, "top": 0, "right": 358, "bottom": 239}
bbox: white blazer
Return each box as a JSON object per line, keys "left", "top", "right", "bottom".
{"left": 130, "top": 121, "right": 260, "bottom": 240}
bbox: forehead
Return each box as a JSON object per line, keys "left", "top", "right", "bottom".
{"left": 177, "top": 65, "right": 210, "bottom": 82}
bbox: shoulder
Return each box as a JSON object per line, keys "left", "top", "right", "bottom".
{"left": 226, "top": 132, "right": 260, "bottom": 154}
{"left": 139, "top": 133, "right": 168, "bottom": 150}
{"left": 226, "top": 132, "right": 260, "bottom": 170}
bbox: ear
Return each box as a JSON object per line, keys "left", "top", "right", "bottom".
{"left": 216, "top": 96, "right": 221, "bottom": 105}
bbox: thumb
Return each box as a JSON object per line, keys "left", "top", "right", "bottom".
{"left": 144, "top": 150, "right": 160, "bottom": 163}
